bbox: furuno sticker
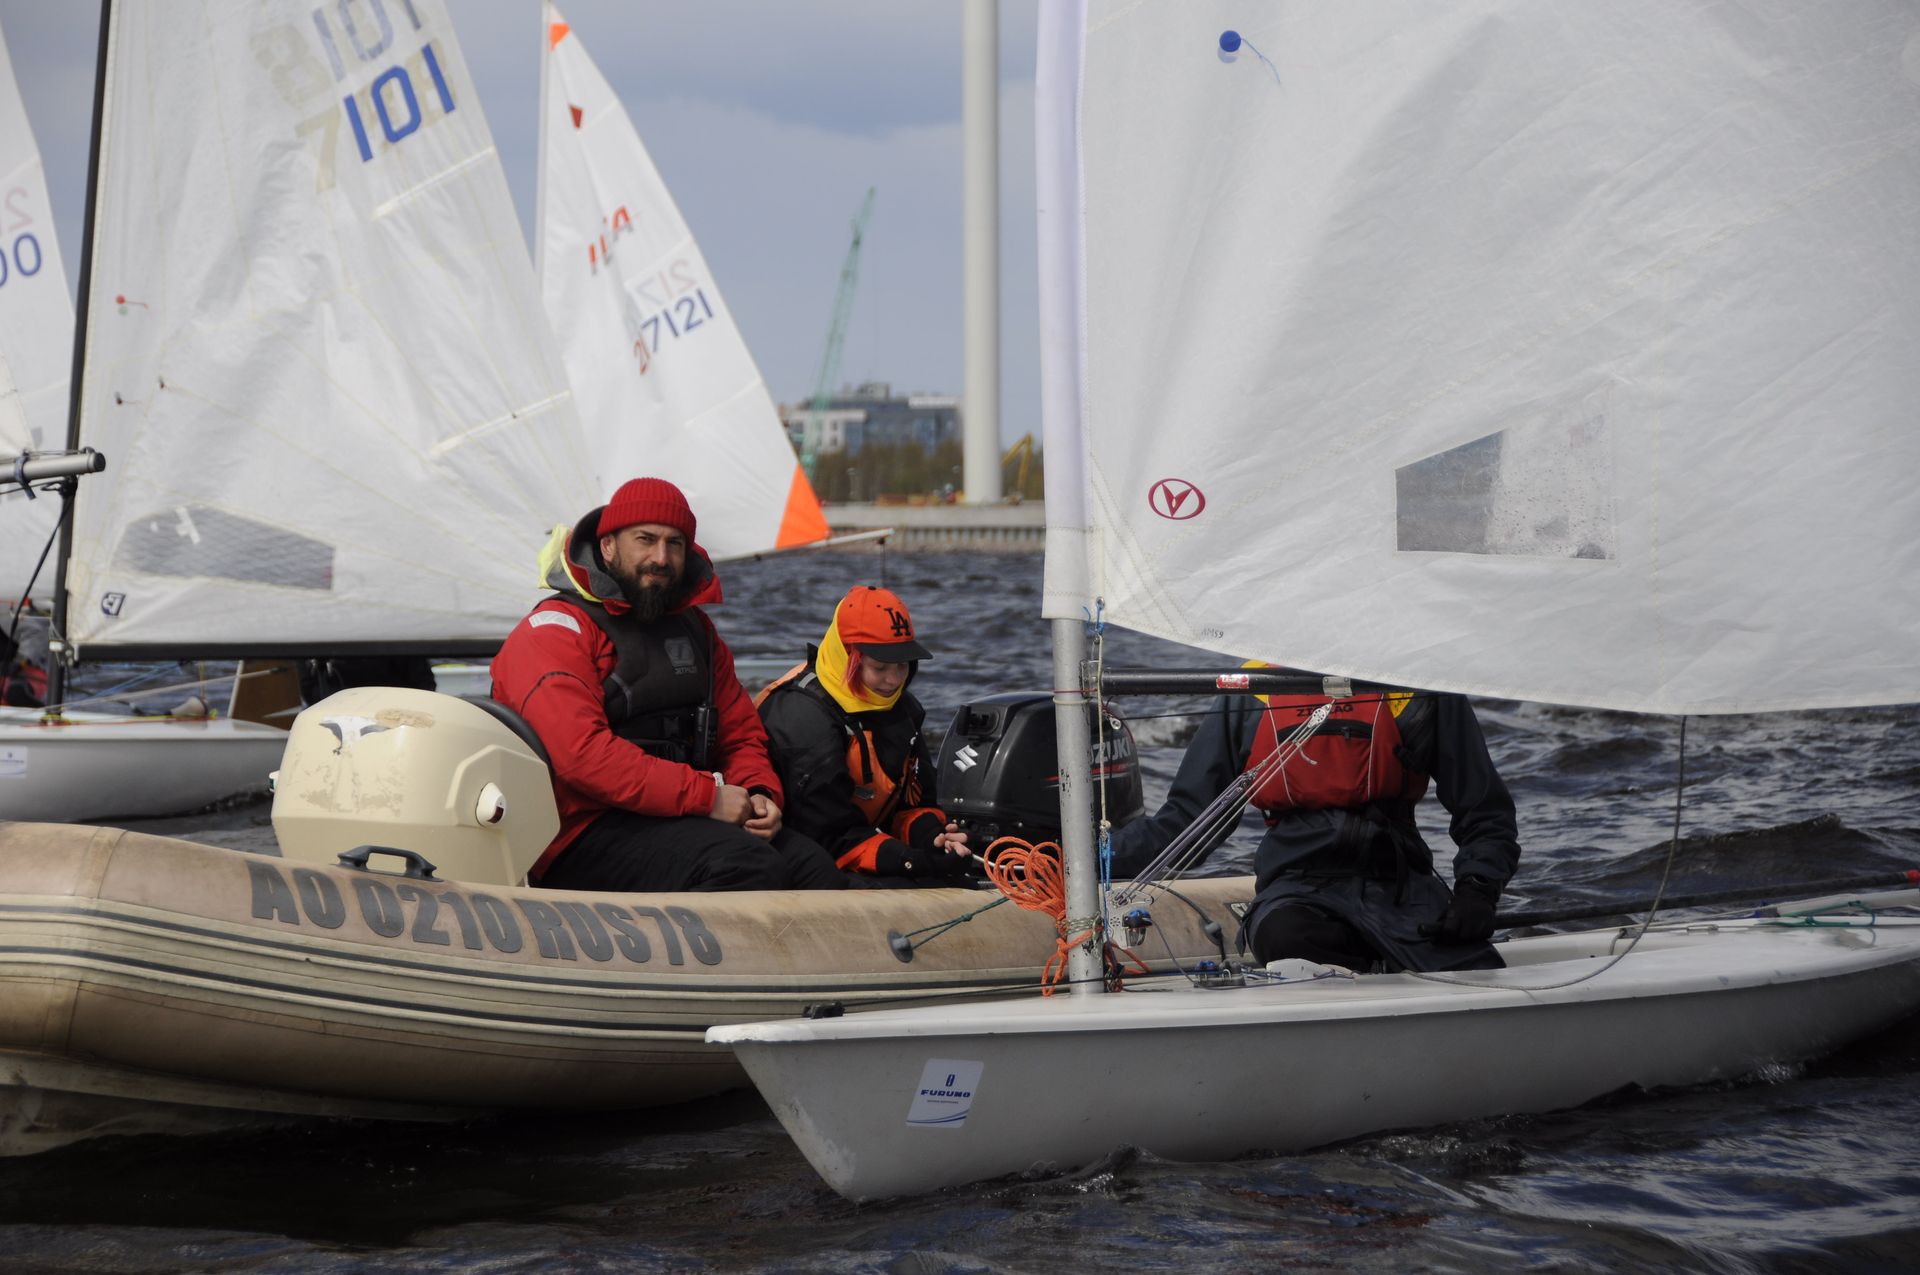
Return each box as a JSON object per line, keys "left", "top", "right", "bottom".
{"left": 0, "top": 746, "right": 25, "bottom": 780}
{"left": 243, "top": 860, "right": 722, "bottom": 966}
{"left": 907, "top": 1058, "right": 984, "bottom": 1129}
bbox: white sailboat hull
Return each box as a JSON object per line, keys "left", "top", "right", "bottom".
{"left": 0, "top": 710, "right": 283, "bottom": 822}
{"left": 713, "top": 903, "right": 1920, "bottom": 1200}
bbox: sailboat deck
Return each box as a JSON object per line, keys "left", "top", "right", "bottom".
{"left": 711, "top": 907, "right": 1920, "bottom": 1043}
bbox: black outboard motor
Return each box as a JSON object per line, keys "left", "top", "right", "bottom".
{"left": 934, "top": 692, "right": 1145, "bottom": 846}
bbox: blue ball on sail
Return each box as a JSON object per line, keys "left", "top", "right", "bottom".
{"left": 1219, "top": 30, "right": 1243, "bottom": 53}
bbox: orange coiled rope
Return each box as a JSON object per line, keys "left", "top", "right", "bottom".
{"left": 981, "top": 836, "right": 1149, "bottom": 995}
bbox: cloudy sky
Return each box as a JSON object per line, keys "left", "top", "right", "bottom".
{"left": 0, "top": 0, "right": 1043, "bottom": 444}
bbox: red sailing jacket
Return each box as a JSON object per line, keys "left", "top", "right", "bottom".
{"left": 490, "top": 510, "right": 782, "bottom": 879}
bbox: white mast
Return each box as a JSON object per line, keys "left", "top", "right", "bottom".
{"left": 961, "top": 0, "right": 1002, "bottom": 503}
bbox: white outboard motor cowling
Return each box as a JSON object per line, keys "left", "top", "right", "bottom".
{"left": 271, "top": 688, "right": 557, "bottom": 887}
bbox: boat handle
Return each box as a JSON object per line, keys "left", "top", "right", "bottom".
{"left": 337, "top": 844, "right": 441, "bottom": 880}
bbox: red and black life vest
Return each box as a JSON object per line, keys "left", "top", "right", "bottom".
{"left": 559, "top": 597, "right": 713, "bottom": 767}
{"left": 1243, "top": 691, "right": 1432, "bottom": 815}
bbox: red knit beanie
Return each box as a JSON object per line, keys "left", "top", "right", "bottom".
{"left": 596, "top": 477, "right": 697, "bottom": 543}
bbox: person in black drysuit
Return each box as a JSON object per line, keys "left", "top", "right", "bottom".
{"left": 1107, "top": 686, "right": 1519, "bottom": 972}
{"left": 757, "top": 586, "right": 977, "bottom": 886}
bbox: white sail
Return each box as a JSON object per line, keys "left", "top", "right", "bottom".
{"left": 62, "top": 0, "right": 598, "bottom": 654}
{"left": 539, "top": 4, "right": 829, "bottom": 560}
{"left": 0, "top": 14, "right": 76, "bottom": 604}
{"left": 1040, "top": 1, "right": 1920, "bottom": 714}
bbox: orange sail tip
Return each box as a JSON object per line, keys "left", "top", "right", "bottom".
{"left": 775, "top": 466, "right": 832, "bottom": 547}
{"left": 548, "top": 21, "right": 571, "bottom": 49}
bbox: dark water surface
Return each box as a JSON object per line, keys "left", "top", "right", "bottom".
{"left": 5, "top": 549, "right": 1918, "bottom": 1274}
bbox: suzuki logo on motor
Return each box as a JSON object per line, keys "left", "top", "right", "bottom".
{"left": 953, "top": 745, "right": 980, "bottom": 772}
{"left": 1148, "top": 479, "right": 1206, "bottom": 521}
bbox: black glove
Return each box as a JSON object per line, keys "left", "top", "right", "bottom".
{"left": 873, "top": 840, "right": 976, "bottom": 881}
{"left": 1426, "top": 877, "right": 1500, "bottom": 944}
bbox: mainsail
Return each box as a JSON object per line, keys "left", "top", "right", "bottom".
{"left": 538, "top": 3, "right": 829, "bottom": 560}
{"left": 0, "top": 14, "right": 76, "bottom": 604}
{"left": 62, "top": 0, "right": 598, "bottom": 657}
{"left": 1040, "top": 0, "right": 1920, "bottom": 714}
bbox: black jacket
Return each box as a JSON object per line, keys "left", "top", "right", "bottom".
{"left": 757, "top": 650, "right": 947, "bottom": 870}
{"left": 1109, "top": 691, "right": 1521, "bottom": 970}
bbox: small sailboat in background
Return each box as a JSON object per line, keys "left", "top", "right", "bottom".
{"left": 0, "top": 9, "right": 77, "bottom": 721}
{"left": 538, "top": 3, "right": 831, "bottom": 562}
{"left": 0, "top": 11, "right": 75, "bottom": 606}
{"left": 0, "top": 0, "right": 600, "bottom": 823}
{"left": 711, "top": 0, "right": 1920, "bottom": 1199}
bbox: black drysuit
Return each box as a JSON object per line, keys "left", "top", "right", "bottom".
{"left": 1108, "top": 692, "right": 1520, "bottom": 972}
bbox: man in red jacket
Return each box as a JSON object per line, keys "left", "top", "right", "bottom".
{"left": 491, "top": 477, "right": 845, "bottom": 892}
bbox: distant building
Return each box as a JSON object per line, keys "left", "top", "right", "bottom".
{"left": 783, "top": 382, "right": 962, "bottom": 459}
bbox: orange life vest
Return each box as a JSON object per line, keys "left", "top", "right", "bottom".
{"left": 1243, "top": 692, "right": 1431, "bottom": 814}
{"left": 756, "top": 661, "right": 943, "bottom": 871}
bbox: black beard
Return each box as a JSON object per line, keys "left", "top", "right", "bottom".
{"left": 612, "top": 564, "right": 690, "bottom": 621}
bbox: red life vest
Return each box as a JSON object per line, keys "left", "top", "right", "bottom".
{"left": 1243, "top": 692, "right": 1431, "bottom": 814}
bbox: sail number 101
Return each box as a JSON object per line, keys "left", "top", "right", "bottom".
{"left": 309, "top": 1, "right": 456, "bottom": 166}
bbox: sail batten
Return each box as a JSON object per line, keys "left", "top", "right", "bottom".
{"left": 64, "top": 1, "right": 597, "bottom": 655}
{"left": 1041, "top": 0, "right": 1920, "bottom": 714}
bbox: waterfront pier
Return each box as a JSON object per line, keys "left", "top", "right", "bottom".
{"left": 822, "top": 501, "right": 1043, "bottom": 551}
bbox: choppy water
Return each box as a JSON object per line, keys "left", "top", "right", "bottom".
{"left": 5, "top": 548, "right": 1918, "bottom": 1274}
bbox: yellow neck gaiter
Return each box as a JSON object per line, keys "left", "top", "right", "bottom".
{"left": 815, "top": 601, "right": 904, "bottom": 715}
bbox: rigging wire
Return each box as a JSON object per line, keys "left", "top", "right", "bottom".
{"left": 1112, "top": 700, "right": 1331, "bottom": 905}
{"left": 1408, "top": 714, "right": 1694, "bottom": 992}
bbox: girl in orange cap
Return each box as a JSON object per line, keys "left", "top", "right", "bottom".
{"left": 756, "top": 586, "right": 976, "bottom": 883}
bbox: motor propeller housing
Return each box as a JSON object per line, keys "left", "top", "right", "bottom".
{"left": 933, "top": 693, "right": 1145, "bottom": 847}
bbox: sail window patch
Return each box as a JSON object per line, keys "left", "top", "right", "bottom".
{"left": 1394, "top": 397, "right": 1616, "bottom": 561}
{"left": 114, "top": 506, "right": 337, "bottom": 589}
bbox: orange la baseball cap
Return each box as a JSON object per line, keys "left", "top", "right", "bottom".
{"left": 835, "top": 586, "right": 932, "bottom": 662}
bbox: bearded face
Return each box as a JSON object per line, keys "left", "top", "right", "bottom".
{"left": 600, "top": 524, "right": 693, "bottom": 621}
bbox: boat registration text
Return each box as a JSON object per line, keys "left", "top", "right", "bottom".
{"left": 245, "top": 860, "right": 721, "bottom": 966}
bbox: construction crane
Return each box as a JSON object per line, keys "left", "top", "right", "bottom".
{"left": 1002, "top": 433, "right": 1034, "bottom": 502}
{"left": 802, "top": 190, "right": 879, "bottom": 483}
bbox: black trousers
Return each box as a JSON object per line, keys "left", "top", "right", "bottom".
{"left": 1249, "top": 903, "right": 1383, "bottom": 971}
{"left": 543, "top": 810, "right": 848, "bottom": 893}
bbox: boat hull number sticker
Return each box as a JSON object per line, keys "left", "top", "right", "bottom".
{"left": 907, "top": 1058, "right": 984, "bottom": 1129}
{"left": 245, "top": 860, "right": 721, "bottom": 966}
{"left": 0, "top": 746, "right": 24, "bottom": 780}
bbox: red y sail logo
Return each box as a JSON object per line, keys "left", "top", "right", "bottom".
{"left": 1148, "top": 479, "right": 1206, "bottom": 521}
